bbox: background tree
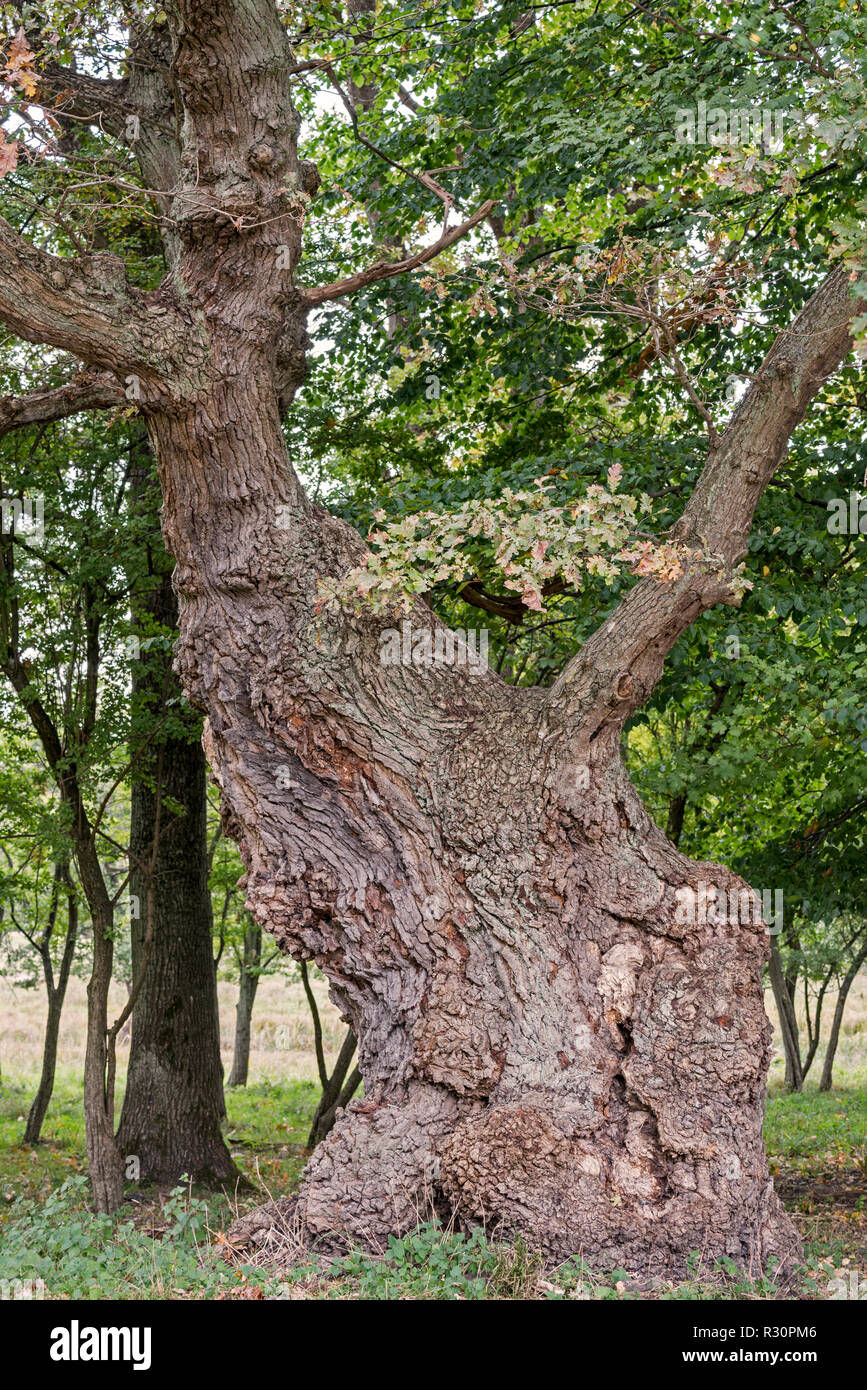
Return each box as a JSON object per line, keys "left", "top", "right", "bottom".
{"left": 115, "top": 439, "right": 235, "bottom": 1184}
{"left": 0, "top": 382, "right": 233, "bottom": 1193}
{"left": 0, "top": 765, "right": 79, "bottom": 1144}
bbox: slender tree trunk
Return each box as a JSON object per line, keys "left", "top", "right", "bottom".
{"left": 666, "top": 792, "right": 687, "bottom": 848}
{"left": 24, "top": 863, "right": 78, "bottom": 1144}
{"left": 115, "top": 574, "right": 235, "bottom": 1184}
{"left": 801, "top": 966, "right": 834, "bottom": 1082}
{"left": 307, "top": 1034, "right": 362, "bottom": 1148}
{"left": 24, "top": 990, "right": 65, "bottom": 1145}
{"left": 81, "top": 877, "right": 123, "bottom": 1215}
{"left": 227, "top": 920, "right": 262, "bottom": 1087}
{"left": 299, "top": 961, "right": 362, "bottom": 1145}
{"left": 819, "top": 942, "right": 867, "bottom": 1092}
{"left": 768, "top": 938, "right": 803, "bottom": 1093}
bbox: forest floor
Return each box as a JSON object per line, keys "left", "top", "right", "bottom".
{"left": 0, "top": 974, "right": 865, "bottom": 1300}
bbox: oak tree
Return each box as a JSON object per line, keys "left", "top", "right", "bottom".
{"left": 1, "top": 1, "right": 864, "bottom": 1275}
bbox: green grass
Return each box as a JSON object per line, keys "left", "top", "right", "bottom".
{"left": 0, "top": 1072, "right": 323, "bottom": 1300}
{"left": 223, "top": 1078, "right": 321, "bottom": 1194}
{"left": 308, "top": 1224, "right": 547, "bottom": 1301}
{"left": 765, "top": 1086, "right": 867, "bottom": 1172}
{"left": 0, "top": 1073, "right": 321, "bottom": 1205}
{"left": 1, "top": 1070, "right": 865, "bottom": 1300}
{"left": 0, "top": 1174, "right": 288, "bottom": 1300}
{"left": 0, "top": 1075, "right": 87, "bottom": 1203}
{"left": 274, "top": 1229, "right": 833, "bottom": 1302}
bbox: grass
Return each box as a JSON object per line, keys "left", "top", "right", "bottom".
{"left": 0, "top": 972, "right": 865, "bottom": 1300}
{"left": 0, "top": 1071, "right": 321, "bottom": 1209}
{"left": 0, "top": 1175, "right": 286, "bottom": 1301}
{"left": 766, "top": 1087, "right": 867, "bottom": 1170}
{"left": 0, "top": 1073, "right": 321, "bottom": 1300}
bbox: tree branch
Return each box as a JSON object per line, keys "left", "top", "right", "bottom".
{"left": 38, "top": 61, "right": 129, "bottom": 137}
{"left": 0, "top": 373, "right": 124, "bottom": 437}
{"left": 549, "top": 264, "right": 865, "bottom": 739}
{"left": 302, "top": 200, "right": 495, "bottom": 306}
{"left": 0, "top": 212, "right": 198, "bottom": 383}
{"left": 0, "top": 215, "right": 156, "bottom": 370}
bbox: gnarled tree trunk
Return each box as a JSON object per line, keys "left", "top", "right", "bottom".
{"left": 144, "top": 357, "right": 801, "bottom": 1276}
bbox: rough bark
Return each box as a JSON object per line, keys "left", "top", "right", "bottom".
{"left": 141, "top": 269, "right": 852, "bottom": 1275}
{"left": 1, "top": 0, "right": 862, "bottom": 1273}
{"left": 142, "top": 361, "right": 802, "bottom": 1274}
{"left": 0, "top": 374, "right": 123, "bottom": 436}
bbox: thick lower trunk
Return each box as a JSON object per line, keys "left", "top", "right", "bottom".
{"left": 289, "top": 778, "right": 799, "bottom": 1275}
{"left": 115, "top": 564, "right": 235, "bottom": 1185}
{"left": 148, "top": 370, "right": 799, "bottom": 1279}
{"left": 227, "top": 921, "right": 261, "bottom": 1087}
